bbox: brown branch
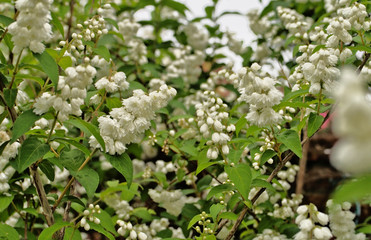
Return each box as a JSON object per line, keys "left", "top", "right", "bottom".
{"left": 296, "top": 129, "right": 309, "bottom": 194}
{"left": 65, "top": 0, "right": 75, "bottom": 41}
{"left": 357, "top": 52, "right": 370, "bottom": 73}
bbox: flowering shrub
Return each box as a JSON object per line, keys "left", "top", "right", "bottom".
{"left": 0, "top": 0, "right": 371, "bottom": 239}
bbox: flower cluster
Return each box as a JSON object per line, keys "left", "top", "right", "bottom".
{"left": 8, "top": 0, "right": 52, "bottom": 54}
{"left": 80, "top": 204, "right": 101, "bottom": 231}
{"left": 90, "top": 83, "right": 176, "bottom": 154}
{"left": 183, "top": 23, "right": 209, "bottom": 50}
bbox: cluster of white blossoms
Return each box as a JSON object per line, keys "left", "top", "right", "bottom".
{"left": 117, "top": 220, "right": 148, "bottom": 240}
{"left": 90, "top": 83, "right": 176, "bottom": 154}
{"left": 247, "top": 9, "right": 277, "bottom": 38}
{"left": 324, "top": 0, "right": 350, "bottom": 12}
{"left": 118, "top": 18, "right": 148, "bottom": 64}
{"left": 195, "top": 91, "right": 235, "bottom": 159}
{"left": 183, "top": 23, "right": 209, "bottom": 50}
{"left": 327, "top": 200, "right": 366, "bottom": 240}
{"left": 302, "top": 48, "right": 340, "bottom": 95}
{"left": 277, "top": 7, "right": 312, "bottom": 40}
{"left": 148, "top": 187, "right": 198, "bottom": 216}
{"left": 330, "top": 68, "right": 371, "bottom": 175}
{"left": 0, "top": 131, "right": 20, "bottom": 192}
{"left": 252, "top": 229, "right": 289, "bottom": 240}
{"left": 325, "top": 16, "right": 352, "bottom": 47}
{"left": 80, "top": 204, "right": 101, "bottom": 231}
{"left": 294, "top": 204, "right": 332, "bottom": 240}
{"left": 34, "top": 60, "right": 97, "bottom": 121}
{"left": 95, "top": 71, "right": 129, "bottom": 93}
{"left": 269, "top": 193, "right": 303, "bottom": 219}
{"left": 338, "top": 2, "right": 370, "bottom": 31}
{"left": 237, "top": 63, "right": 283, "bottom": 127}
{"left": 8, "top": 0, "right": 52, "bottom": 54}
{"left": 225, "top": 31, "right": 244, "bottom": 55}
{"left": 274, "top": 162, "right": 300, "bottom": 191}
{"left": 164, "top": 46, "right": 205, "bottom": 87}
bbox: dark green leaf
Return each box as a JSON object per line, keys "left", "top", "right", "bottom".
{"left": 307, "top": 113, "right": 324, "bottom": 137}
{"left": 11, "top": 109, "right": 42, "bottom": 143}
{"left": 260, "top": 150, "right": 277, "bottom": 165}
{"left": 103, "top": 153, "right": 133, "bottom": 187}
{"left": 51, "top": 12, "right": 64, "bottom": 38}
{"left": 132, "top": 207, "right": 154, "bottom": 222}
{"left": 93, "top": 45, "right": 111, "bottom": 62}
{"left": 225, "top": 164, "right": 252, "bottom": 201}
{"left": 38, "top": 221, "right": 71, "bottom": 240}
{"left": 276, "top": 129, "right": 302, "bottom": 158}
{"left": 0, "top": 195, "right": 14, "bottom": 212}
{"left": 235, "top": 115, "right": 247, "bottom": 136}
{"left": 251, "top": 179, "right": 275, "bottom": 192}
{"left": 39, "top": 160, "right": 55, "bottom": 181}
{"left": 89, "top": 222, "right": 115, "bottom": 240}
{"left": 0, "top": 223, "right": 19, "bottom": 240}
{"left": 206, "top": 184, "right": 234, "bottom": 200}
{"left": 73, "top": 168, "right": 99, "bottom": 199}
{"left": 66, "top": 117, "right": 105, "bottom": 152}
{"left": 34, "top": 51, "right": 59, "bottom": 86}
{"left": 63, "top": 228, "right": 82, "bottom": 240}
{"left": 0, "top": 15, "right": 14, "bottom": 26}
{"left": 61, "top": 196, "right": 85, "bottom": 207}
{"left": 333, "top": 175, "right": 371, "bottom": 203}
{"left": 53, "top": 137, "right": 91, "bottom": 156}
{"left": 3, "top": 88, "right": 17, "bottom": 108}
{"left": 95, "top": 210, "right": 118, "bottom": 235}
{"left": 14, "top": 137, "right": 49, "bottom": 173}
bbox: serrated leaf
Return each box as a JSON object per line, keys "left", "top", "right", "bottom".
{"left": 39, "top": 160, "right": 55, "bottom": 181}
{"left": 0, "top": 195, "right": 14, "bottom": 212}
{"left": 225, "top": 164, "right": 252, "bottom": 201}
{"left": 307, "top": 113, "right": 324, "bottom": 137}
{"left": 333, "top": 175, "right": 371, "bottom": 203}
{"left": 14, "top": 137, "right": 49, "bottom": 173}
{"left": 3, "top": 89, "right": 17, "bottom": 108}
{"left": 72, "top": 168, "right": 99, "bottom": 199}
{"left": 276, "top": 129, "right": 302, "bottom": 158}
{"left": 11, "top": 109, "right": 42, "bottom": 143}
{"left": 93, "top": 45, "right": 111, "bottom": 62}
{"left": 103, "top": 153, "right": 133, "bottom": 187}
{"left": 34, "top": 51, "right": 59, "bottom": 86}
{"left": 251, "top": 179, "right": 275, "bottom": 192}
{"left": 210, "top": 203, "right": 223, "bottom": 221}
{"left": 65, "top": 117, "right": 105, "bottom": 152}
{"left": 89, "top": 222, "right": 115, "bottom": 240}
{"left": 179, "top": 140, "right": 198, "bottom": 157}
{"left": 227, "top": 149, "right": 244, "bottom": 164}
{"left": 187, "top": 214, "right": 201, "bottom": 229}
{"left": 0, "top": 223, "right": 19, "bottom": 240}
{"left": 38, "top": 221, "right": 71, "bottom": 240}
{"left": 206, "top": 184, "right": 234, "bottom": 200}
{"left": 51, "top": 12, "right": 64, "bottom": 38}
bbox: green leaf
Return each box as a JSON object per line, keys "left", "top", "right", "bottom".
{"left": 65, "top": 117, "right": 105, "bottom": 152}
{"left": 53, "top": 137, "right": 91, "bottom": 156}
{"left": 34, "top": 51, "right": 59, "bottom": 86}
{"left": 72, "top": 168, "right": 99, "bottom": 199}
{"left": 357, "top": 225, "right": 371, "bottom": 234}
{"left": 104, "top": 18, "right": 119, "bottom": 29}
{"left": 89, "top": 222, "right": 115, "bottom": 240}
{"left": 0, "top": 195, "right": 14, "bottom": 212}
{"left": 63, "top": 228, "right": 82, "bottom": 240}
{"left": 348, "top": 45, "right": 371, "bottom": 53}
{"left": 14, "top": 137, "right": 50, "bottom": 173}
{"left": 219, "top": 212, "right": 238, "bottom": 221}
{"left": 51, "top": 12, "right": 64, "bottom": 38}
{"left": 333, "top": 175, "right": 371, "bottom": 203}
{"left": 38, "top": 221, "right": 71, "bottom": 240}
{"left": 39, "top": 160, "right": 55, "bottom": 181}
{"left": 3, "top": 89, "right": 17, "bottom": 108}
{"left": 276, "top": 129, "right": 302, "bottom": 158}
{"left": 103, "top": 153, "right": 133, "bottom": 187}
{"left": 227, "top": 149, "right": 244, "bottom": 164}
{"left": 206, "top": 184, "right": 234, "bottom": 200}
{"left": 235, "top": 115, "right": 247, "bottom": 136}
{"left": 307, "top": 113, "right": 324, "bottom": 137}
{"left": 96, "top": 210, "right": 118, "bottom": 235}
{"left": 11, "top": 109, "right": 42, "bottom": 143}
{"left": 61, "top": 196, "right": 85, "bottom": 207}
{"left": 312, "top": 44, "right": 326, "bottom": 54}
{"left": 58, "top": 56, "right": 72, "bottom": 70}
{"left": 132, "top": 207, "right": 154, "bottom": 222}
{"left": 225, "top": 164, "right": 252, "bottom": 201}
{"left": 210, "top": 203, "right": 223, "bottom": 221}
{"left": 162, "top": 0, "right": 189, "bottom": 16}
{"left": 93, "top": 45, "right": 111, "bottom": 62}
{"left": 179, "top": 140, "right": 198, "bottom": 157}
{"left": 0, "top": 223, "right": 19, "bottom": 240}
{"left": 187, "top": 214, "right": 202, "bottom": 229}
{"left": 260, "top": 150, "right": 277, "bottom": 165}
{"left": 251, "top": 179, "right": 275, "bottom": 192}
{"left": 0, "top": 15, "right": 14, "bottom": 26}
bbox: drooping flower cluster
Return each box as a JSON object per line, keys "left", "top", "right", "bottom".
{"left": 237, "top": 63, "right": 283, "bottom": 127}
{"left": 117, "top": 220, "right": 148, "bottom": 240}
{"left": 330, "top": 68, "right": 371, "bottom": 175}
{"left": 34, "top": 60, "right": 97, "bottom": 121}
{"left": 164, "top": 46, "right": 205, "bottom": 87}
{"left": 8, "top": 0, "right": 52, "bottom": 54}
{"left": 294, "top": 204, "right": 332, "bottom": 240}
{"left": 327, "top": 200, "right": 366, "bottom": 240}
{"left": 183, "top": 23, "right": 209, "bottom": 50}
{"left": 80, "top": 204, "right": 101, "bottom": 231}
{"left": 277, "top": 7, "right": 312, "bottom": 40}
{"left": 195, "top": 91, "right": 235, "bottom": 159}
{"left": 269, "top": 193, "right": 303, "bottom": 219}
{"left": 90, "top": 83, "right": 176, "bottom": 154}
{"left": 252, "top": 229, "right": 289, "bottom": 240}
{"left": 95, "top": 71, "right": 129, "bottom": 93}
